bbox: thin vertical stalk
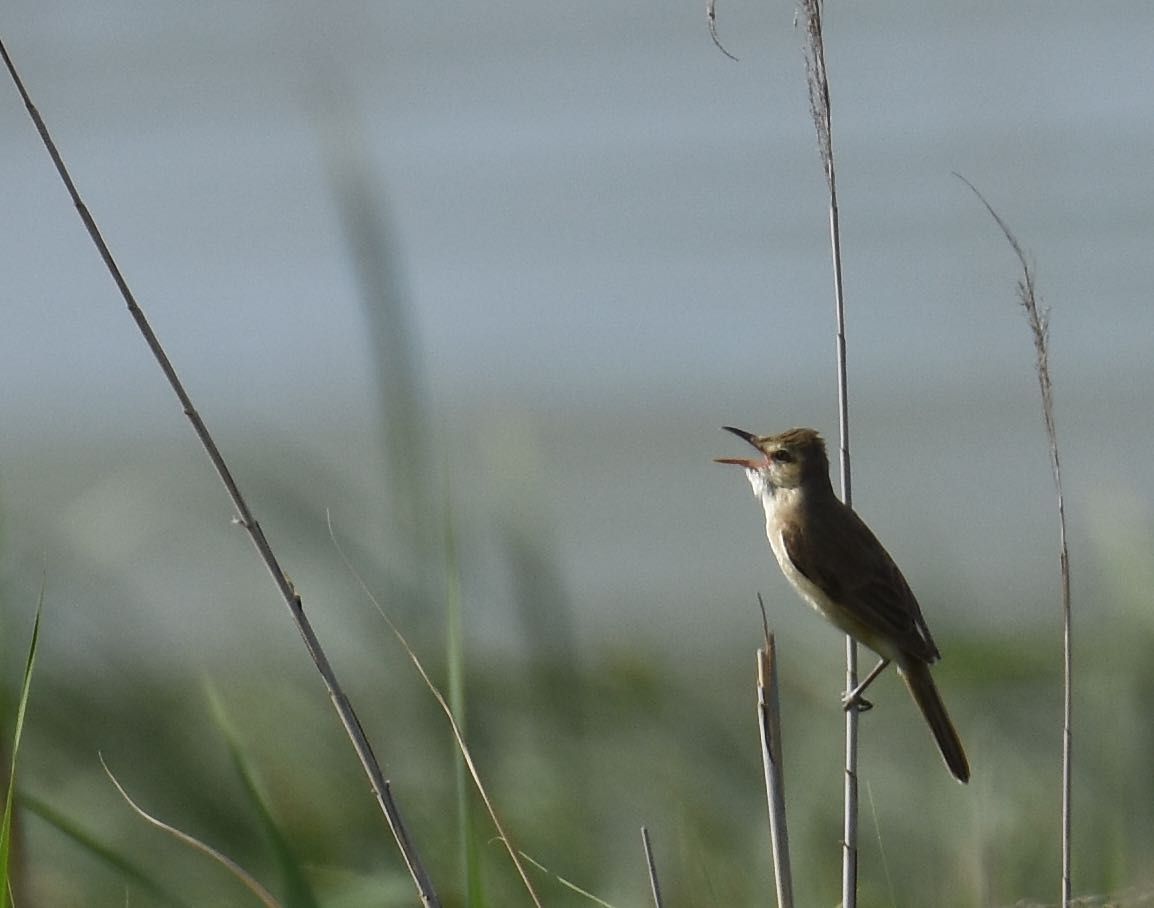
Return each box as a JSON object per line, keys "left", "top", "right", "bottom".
{"left": 831, "top": 184, "right": 859, "bottom": 908}
{"left": 758, "top": 637, "right": 795, "bottom": 908}
{"left": 957, "top": 174, "right": 1071, "bottom": 907}
{"left": 443, "top": 497, "right": 484, "bottom": 905}
{"left": 799, "top": 3, "right": 858, "bottom": 904}
{"left": 640, "top": 827, "right": 664, "bottom": 908}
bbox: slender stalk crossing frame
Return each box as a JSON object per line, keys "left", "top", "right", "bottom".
{"left": 798, "top": 3, "right": 859, "bottom": 904}
{"left": 957, "top": 174, "right": 1072, "bottom": 907}
{"left": 640, "top": 827, "right": 664, "bottom": 908}
{"left": 0, "top": 35, "right": 441, "bottom": 908}
{"left": 757, "top": 636, "right": 794, "bottom": 908}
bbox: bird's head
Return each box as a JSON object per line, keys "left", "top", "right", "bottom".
{"left": 715, "top": 426, "right": 831, "bottom": 493}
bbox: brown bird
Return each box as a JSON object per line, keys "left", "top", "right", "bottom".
{"left": 717, "top": 426, "right": 969, "bottom": 783}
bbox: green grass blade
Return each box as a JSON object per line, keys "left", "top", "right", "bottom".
{"left": 20, "top": 794, "right": 195, "bottom": 908}
{"left": 444, "top": 498, "right": 486, "bottom": 908}
{"left": 206, "top": 684, "right": 320, "bottom": 908}
{"left": 0, "top": 602, "right": 42, "bottom": 908}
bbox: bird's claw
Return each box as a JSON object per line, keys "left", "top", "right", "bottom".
{"left": 841, "top": 690, "right": 873, "bottom": 712}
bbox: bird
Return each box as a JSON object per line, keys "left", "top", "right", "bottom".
{"left": 717, "top": 426, "right": 969, "bottom": 783}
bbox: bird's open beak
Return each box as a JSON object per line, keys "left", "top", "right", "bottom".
{"left": 715, "top": 426, "right": 766, "bottom": 468}
{"left": 722, "top": 426, "right": 760, "bottom": 448}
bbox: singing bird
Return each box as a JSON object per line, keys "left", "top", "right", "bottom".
{"left": 718, "top": 426, "right": 969, "bottom": 783}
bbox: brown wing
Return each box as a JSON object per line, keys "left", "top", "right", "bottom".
{"left": 781, "top": 499, "right": 940, "bottom": 664}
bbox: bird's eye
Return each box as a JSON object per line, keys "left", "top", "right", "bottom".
{"left": 771, "top": 449, "right": 794, "bottom": 464}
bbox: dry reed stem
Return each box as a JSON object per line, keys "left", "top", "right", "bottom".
{"left": 706, "top": 0, "right": 740, "bottom": 61}
{"left": 956, "top": 173, "right": 1072, "bottom": 908}
{"left": 797, "top": 2, "right": 859, "bottom": 903}
{"left": 101, "top": 756, "right": 283, "bottom": 908}
{"left": 641, "top": 826, "right": 664, "bottom": 908}
{"left": 0, "top": 33, "right": 440, "bottom": 908}
{"left": 758, "top": 634, "right": 794, "bottom": 908}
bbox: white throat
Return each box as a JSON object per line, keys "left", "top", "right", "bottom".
{"left": 743, "top": 467, "right": 796, "bottom": 527}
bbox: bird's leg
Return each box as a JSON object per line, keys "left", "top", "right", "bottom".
{"left": 841, "top": 658, "right": 891, "bottom": 712}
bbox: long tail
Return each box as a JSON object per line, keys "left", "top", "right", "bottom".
{"left": 898, "top": 659, "right": 970, "bottom": 783}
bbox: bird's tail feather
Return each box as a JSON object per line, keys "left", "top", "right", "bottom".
{"left": 898, "top": 660, "right": 970, "bottom": 783}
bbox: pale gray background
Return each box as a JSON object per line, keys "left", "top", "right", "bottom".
{"left": 2, "top": 1, "right": 1151, "bottom": 669}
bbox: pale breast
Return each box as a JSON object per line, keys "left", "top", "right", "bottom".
{"left": 750, "top": 479, "right": 906, "bottom": 661}
{"left": 755, "top": 486, "right": 839, "bottom": 623}
{"left": 768, "top": 523, "right": 837, "bottom": 620}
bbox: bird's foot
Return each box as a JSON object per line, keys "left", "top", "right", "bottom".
{"left": 841, "top": 689, "right": 873, "bottom": 712}
{"left": 840, "top": 657, "right": 890, "bottom": 713}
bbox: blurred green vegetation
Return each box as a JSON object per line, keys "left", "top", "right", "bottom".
{"left": 3, "top": 542, "right": 1154, "bottom": 907}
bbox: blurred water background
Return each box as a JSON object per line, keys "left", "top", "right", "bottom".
{"left": 2, "top": 1, "right": 1153, "bottom": 905}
